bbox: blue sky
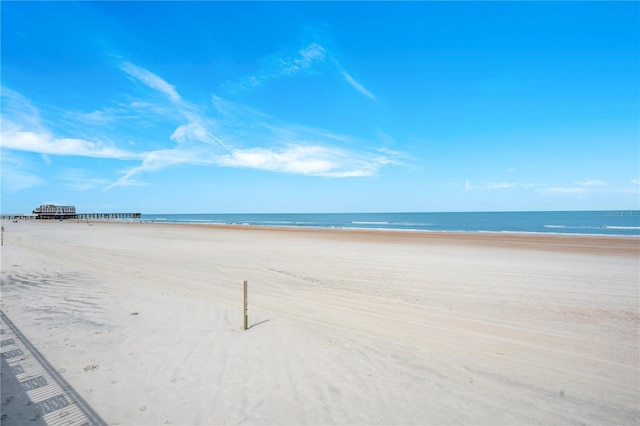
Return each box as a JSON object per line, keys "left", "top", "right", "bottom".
{"left": 2, "top": 1, "right": 638, "bottom": 214}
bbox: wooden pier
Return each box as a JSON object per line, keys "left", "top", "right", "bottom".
{"left": 1, "top": 205, "right": 141, "bottom": 221}
{"left": 1, "top": 212, "right": 141, "bottom": 221}
{"left": 75, "top": 212, "right": 141, "bottom": 220}
{"left": 0, "top": 214, "right": 37, "bottom": 221}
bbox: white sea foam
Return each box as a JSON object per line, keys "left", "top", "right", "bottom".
{"left": 605, "top": 226, "right": 640, "bottom": 230}
{"left": 255, "top": 220, "right": 296, "bottom": 224}
{"left": 544, "top": 224, "right": 610, "bottom": 230}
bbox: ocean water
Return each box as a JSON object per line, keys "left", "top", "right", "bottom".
{"left": 138, "top": 211, "right": 640, "bottom": 236}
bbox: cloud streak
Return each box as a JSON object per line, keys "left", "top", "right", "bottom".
{"left": 106, "top": 148, "right": 207, "bottom": 189}
{"left": 537, "top": 179, "right": 608, "bottom": 196}
{"left": 1, "top": 121, "right": 145, "bottom": 160}
{"left": 105, "top": 55, "right": 397, "bottom": 188}
{"left": 216, "top": 145, "right": 391, "bottom": 177}
{"left": 0, "top": 151, "right": 44, "bottom": 191}
{"left": 3, "top": 59, "right": 400, "bottom": 192}
{"left": 113, "top": 64, "right": 399, "bottom": 187}
{"left": 464, "top": 180, "right": 538, "bottom": 190}
{"left": 464, "top": 178, "right": 616, "bottom": 196}
{"left": 108, "top": 142, "right": 395, "bottom": 190}
{"left": 341, "top": 71, "right": 376, "bottom": 100}
{"left": 108, "top": 115, "right": 400, "bottom": 188}
{"left": 224, "top": 41, "right": 376, "bottom": 100}
{"left": 60, "top": 169, "right": 110, "bottom": 191}
{"left": 121, "top": 62, "right": 181, "bottom": 103}
{"left": 224, "top": 42, "right": 327, "bottom": 93}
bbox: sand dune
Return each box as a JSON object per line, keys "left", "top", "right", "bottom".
{"left": 1, "top": 220, "right": 638, "bottom": 425}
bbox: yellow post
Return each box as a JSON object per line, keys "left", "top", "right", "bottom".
{"left": 243, "top": 280, "right": 248, "bottom": 330}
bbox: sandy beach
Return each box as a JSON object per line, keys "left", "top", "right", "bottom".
{"left": 1, "top": 220, "right": 638, "bottom": 425}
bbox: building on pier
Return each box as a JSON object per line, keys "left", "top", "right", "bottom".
{"left": 32, "top": 205, "right": 76, "bottom": 219}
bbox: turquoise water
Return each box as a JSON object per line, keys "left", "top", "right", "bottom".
{"left": 139, "top": 211, "right": 640, "bottom": 236}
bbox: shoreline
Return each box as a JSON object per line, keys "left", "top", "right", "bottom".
{"left": 12, "top": 217, "right": 640, "bottom": 237}
{"left": 140, "top": 219, "right": 640, "bottom": 237}
{"left": 19, "top": 219, "right": 637, "bottom": 256}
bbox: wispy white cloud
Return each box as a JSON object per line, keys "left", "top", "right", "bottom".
{"left": 59, "top": 169, "right": 110, "bottom": 191}
{"left": 225, "top": 42, "right": 327, "bottom": 93}
{"left": 106, "top": 83, "right": 403, "bottom": 188}
{"left": 0, "top": 151, "right": 44, "bottom": 191}
{"left": 120, "top": 62, "right": 181, "bottom": 103}
{"left": 464, "top": 178, "right": 615, "bottom": 196}
{"left": 465, "top": 180, "right": 537, "bottom": 190}
{"left": 579, "top": 179, "right": 606, "bottom": 187}
{"left": 609, "top": 178, "right": 640, "bottom": 195}
{"left": 341, "top": 71, "right": 376, "bottom": 100}
{"left": 283, "top": 43, "right": 326, "bottom": 75}
{"left": 540, "top": 186, "right": 590, "bottom": 195}
{"left": 205, "top": 98, "right": 400, "bottom": 175}
{"left": 1, "top": 86, "right": 43, "bottom": 130}
{"left": 1, "top": 86, "right": 147, "bottom": 161}
{"left": 215, "top": 145, "right": 391, "bottom": 177}
{"left": 108, "top": 142, "right": 395, "bottom": 190}
{"left": 69, "top": 105, "right": 144, "bottom": 126}
{"left": 223, "top": 41, "right": 376, "bottom": 100}
{"left": 2, "top": 169, "right": 44, "bottom": 191}
{"left": 3, "top": 60, "right": 400, "bottom": 192}
{"left": 537, "top": 179, "right": 607, "bottom": 196}
{"left": 171, "top": 122, "right": 210, "bottom": 145}
{"left": 108, "top": 116, "right": 401, "bottom": 187}
{"left": 72, "top": 109, "right": 118, "bottom": 125}
{"left": 168, "top": 118, "right": 232, "bottom": 152}
{"left": 106, "top": 147, "right": 211, "bottom": 189}
{"left": 1, "top": 120, "right": 145, "bottom": 160}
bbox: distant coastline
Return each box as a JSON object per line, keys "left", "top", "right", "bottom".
{"left": 128, "top": 211, "right": 640, "bottom": 237}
